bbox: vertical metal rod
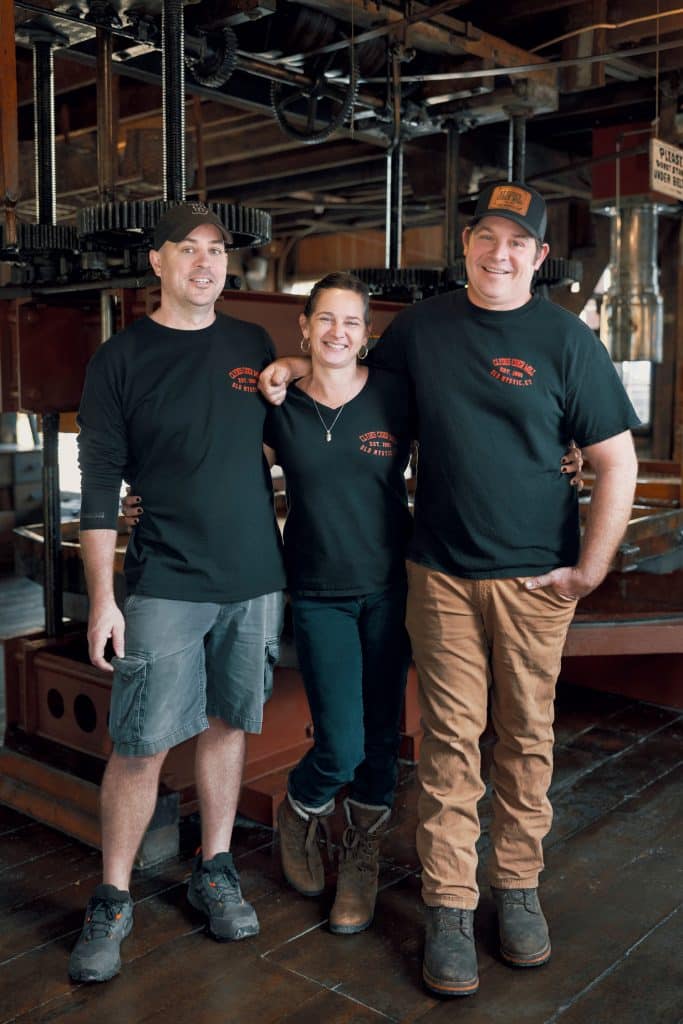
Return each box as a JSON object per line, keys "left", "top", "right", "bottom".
{"left": 444, "top": 123, "right": 460, "bottom": 266}
{"left": 32, "top": 33, "right": 62, "bottom": 635}
{"left": 385, "top": 46, "right": 403, "bottom": 269}
{"left": 386, "top": 142, "right": 403, "bottom": 269}
{"left": 32, "top": 39, "right": 56, "bottom": 224}
{"left": 512, "top": 114, "right": 527, "bottom": 182}
{"left": 96, "top": 27, "right": 116, "bottom": 202}
{"left": 0, "top": 0, "right": 20, "bottom": 246}
{"left": 42, "top": 412, "right": 63, "bottom": 637}
{"left": 162, "top": 0, "right": 186, "bottom": 202}
{"left": 192, "top": 95, "right": 207, "bottom": 202}
{"left": 384, "top": 149, "right": 392, "bottom": 268}
{"left": 100, "top": 290, "right": 114, "bottom": 342}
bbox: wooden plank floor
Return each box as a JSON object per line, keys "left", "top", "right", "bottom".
{"left": 1, "top": 577, "right": 682, "bottom": 1022}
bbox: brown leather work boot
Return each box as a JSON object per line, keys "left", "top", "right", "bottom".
{"left": 329, "top": 798, "right": 391, "bottom": 934}
{"left": 277, "top": 795, "right": 332, "bottom": 897}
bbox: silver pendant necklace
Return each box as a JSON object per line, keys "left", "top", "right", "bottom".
{"left": 311, "top": 397, "right": 346, "bottom": 442}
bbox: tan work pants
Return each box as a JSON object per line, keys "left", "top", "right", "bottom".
{"left": 406, "top": 560, "right": 577, "bottom": 909}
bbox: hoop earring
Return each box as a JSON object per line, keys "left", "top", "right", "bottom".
{"left": 358, "top": 344, "right": 368, "bottom": 361}
{"left": 300, "top": 338, "right": 310, "bottom": 354}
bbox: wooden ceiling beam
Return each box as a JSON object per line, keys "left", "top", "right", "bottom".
{"left": 473, "top": 0, "right": 585, "bottom": 21}
{"left": 299, "top": 0, "right": 556, "bottom": 86}
{"left": 532, "top": 77, "right": 658, "bottom": 122}
{"left": 561, "top": 0, "right": 608, "bottom": 93}
{"left": 204, "top": 151, "right": 387, "bottom": 201}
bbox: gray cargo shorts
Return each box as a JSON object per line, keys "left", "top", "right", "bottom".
{"left": 109, "top": 590, "right": 284, "bottom": 756}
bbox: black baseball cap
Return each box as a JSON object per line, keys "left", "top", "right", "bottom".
{"left": 471, "top": 181, "right": 547, "bottom": 241}
{"left": 153, "top": 203, "right": 231, "bottom": 249}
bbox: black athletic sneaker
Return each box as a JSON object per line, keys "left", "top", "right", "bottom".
{"left": 68, "top": 884, "right": 134, "bottom": 983}
{"left": 187, "top": 851, "right": 259, "bottom": 941}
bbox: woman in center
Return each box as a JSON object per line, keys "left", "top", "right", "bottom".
{"left": 263, "top": 272, "right": 415, "bottom": 934}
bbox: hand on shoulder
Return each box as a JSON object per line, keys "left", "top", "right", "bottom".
{"left": 258, "top": 360, "right": 293, "bottom": 406}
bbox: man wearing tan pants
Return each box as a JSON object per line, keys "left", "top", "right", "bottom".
{"left": 368, "top": 181, "right": 639, "bottom": 996}
{"left": 258, "top": 181, "right": 639, "bottom": 997}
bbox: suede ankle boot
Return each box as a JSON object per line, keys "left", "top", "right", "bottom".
{"left": 491, "top": 886, "right": 551, "bottom": 967}
{"left": 329, "top": 798, "right": 391, "bottom": 935}
{"left": 422, "top": 906, "right": 479, "bottom": 997}
{"left": 277, "top": 794, "right": 332, "bottom": 897}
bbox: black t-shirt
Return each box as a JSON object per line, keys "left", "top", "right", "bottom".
{"left": 370, "top": 289, "right": 640, "bottom": 579}
{"left": 264, "top": 369, "right": 414, "bottom": 595}
{"left": 78, "top": 313, "right": 285, "bottom": 602}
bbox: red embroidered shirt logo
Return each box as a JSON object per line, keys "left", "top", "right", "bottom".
{"left": 490, "top": 357, "right": 536, "bottom": 387}
{"left": 228, "top": 367, "right": 259, "bottom": 393}
{"left": 359, "top": 430, "right": 398, "bottom": 457}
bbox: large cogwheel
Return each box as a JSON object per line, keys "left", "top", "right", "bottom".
{"left": 77, "top": 199, "right": 271, "bottom": 250}
{"left": 186, "top": 26, "right": 238, "bottom": 89}
{"left": 271, "top": 41, "right": 359, "bottom": 145}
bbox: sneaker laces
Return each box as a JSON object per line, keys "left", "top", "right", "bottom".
{"left": 202, "top": 863, "right": 243, "bottom": 906}
{"left": 82, "top": 897, "right": 128, "bottom": 940}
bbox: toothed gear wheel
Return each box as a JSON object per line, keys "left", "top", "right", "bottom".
{"left": 0, "top": 222, "right": 78, "bottom": 257}
{"left": 187, "top": 26, "right": 238, "bottom": 88}
{"left": 352, "top": 267, "right": 446, "bottom": 302}
{"left": 535, "top": 257, "right": 583, "bottom": 288}
{"left": 271, "top": 41, "right": 359, "bottom": 144}
{"left": 442, "top": 258, "right": 467, "bottom": 289}
{"left": 77, "top": 199, "right": 271, "bottom": 249}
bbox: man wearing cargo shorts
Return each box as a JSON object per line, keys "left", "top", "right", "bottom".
{"left": 258, "top": 181, "right": 640, "bottom": 996}
{"left": 69, "top": 204, "right": 285, "bottom": 983}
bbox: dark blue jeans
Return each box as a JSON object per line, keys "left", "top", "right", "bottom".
{"left": 288, "top": 582, "right": 411, "bottom": 809}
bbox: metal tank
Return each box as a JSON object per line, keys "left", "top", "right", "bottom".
{"left": 599, "top": 201, "right": 663, "bottom": 363}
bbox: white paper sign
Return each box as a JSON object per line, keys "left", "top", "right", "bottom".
{"left": 649, "top": 138, "right": 683, "bottom": 200}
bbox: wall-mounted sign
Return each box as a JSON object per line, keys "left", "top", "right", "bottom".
{"left": 649, "top": 138, "right": 683, "bottom": 201}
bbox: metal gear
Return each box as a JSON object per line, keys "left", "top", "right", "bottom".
{"left": 0, "top": 222, "right": 78, "bottom": 256}
{"left": 352, "top": 267, "right": 446, "bottom": 302}
{"left": 442, "top": 258, "right": 468, "bottom": 289}
{"left": 186, "top": 26, "right": 238, "bottom": 89}
{"left": 271, "top": 41, "right": 359, "bottom": 144}
{"left": 0, "top": 223, "right": 80, "bottom": 285}
{"left": 350, "top": 255, "right": 583, "bottom": 309}
{"left": 77, "top": 199, "right": 271, "bottom": 249}
{"left": 535, "top": 257, "right": 583, "bottom": 288}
